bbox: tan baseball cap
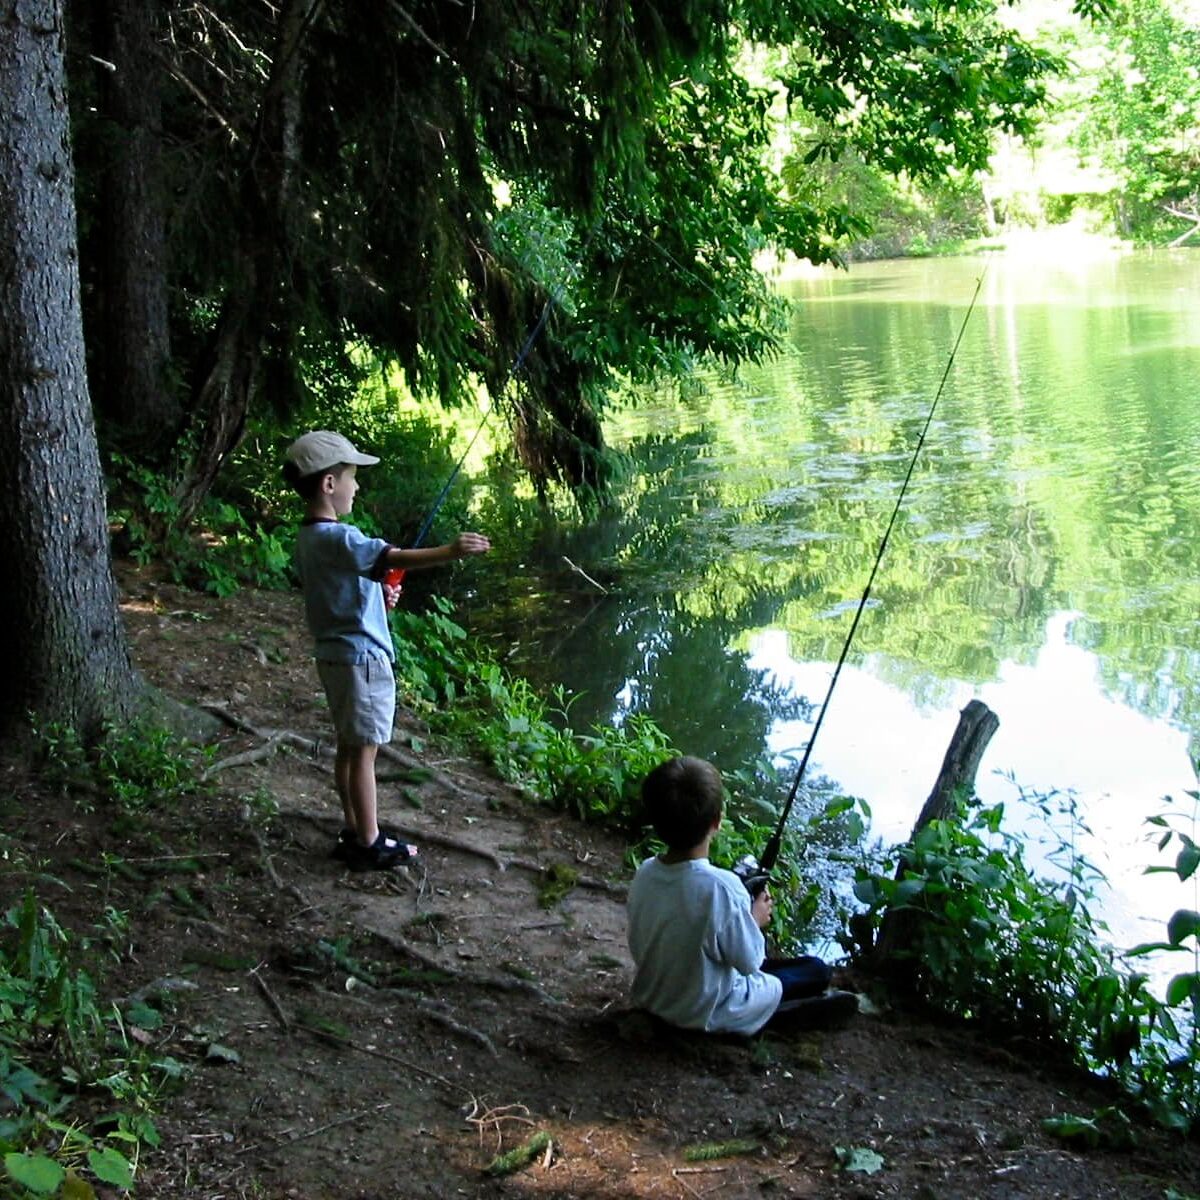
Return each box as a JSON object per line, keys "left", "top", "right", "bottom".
{"left": 284, "top": 430, "right": 380, "bottom": 476}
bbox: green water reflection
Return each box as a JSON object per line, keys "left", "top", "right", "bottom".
{"left": 476, "top": 251, "right": 1200, "bottom": 773}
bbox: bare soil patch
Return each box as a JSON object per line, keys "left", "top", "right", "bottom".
{"left": 4, "top": 562, "right": 1197, "bottom": 1199}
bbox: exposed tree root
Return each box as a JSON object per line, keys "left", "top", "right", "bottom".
{"left": 372, "top": 930, "right": 569, "bottom": 1013}
{"left": 200, "top": 704, "right": 468, "bottom": 796}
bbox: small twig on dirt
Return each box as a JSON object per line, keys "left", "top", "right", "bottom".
{"left": 249, "top": 965, "right": 290, "bottom": 1032}
{"left": 249, "top": 828, "right": 284, "bottom": 889}
{"left": 464, "top": 1099, "right": 535, "bottom": 1151}
{"left": 298, "top": 1025, "right": 469, "bottom": 1096}
{"left": 122, "top": 852, "right": 232, "bottom": 863}
{"left": 248, "top": 827, "right": 308, "bottom": 907}
{"left": 238, "top": 1102, "right": 394, "bottom": 1156}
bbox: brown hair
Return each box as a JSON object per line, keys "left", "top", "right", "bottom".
{"left": 283, "top": 459, "right": 348, "bottom": 500}
{"left": 640, "top": 756, "right": 723, "bottom": 851}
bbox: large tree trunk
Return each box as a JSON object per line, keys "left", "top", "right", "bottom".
{"left": 96, "top": 0, "right": 178, "bottom": 457}
{"left": 0, "top": 0, "right": 144, "bottom": 741}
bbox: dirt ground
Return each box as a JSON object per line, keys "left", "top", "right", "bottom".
{"left": 4, "top": 562, "right": 1198, "bottom": 1200}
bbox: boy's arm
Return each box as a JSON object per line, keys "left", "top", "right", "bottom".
{"left": 381, "top": 532, "right": 490, "bottom": 573}
{"left": 713, "top": 887, "right": 768, "bottom": 974}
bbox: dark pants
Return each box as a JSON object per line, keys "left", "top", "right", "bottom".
{"left": 763, "top": 955, "right": 831, "bottom": 1002}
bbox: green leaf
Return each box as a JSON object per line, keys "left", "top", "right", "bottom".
{"left": 834, "top": 1146, "right": 885, "bottom": 1174}
{"left": 1165, "top": 972, "right": 1200, "bottom": 1006}
{"left": 1167, "top": 909, "right": 1200, "bottom": 947}
{"left": 852, "top": 877, "right": 880, "bottom": 905}
{"left": 1041, "top": 1114, "right": 1100, "bottom": 1149}
{"left": 4, "top": 1152, "right": 66, "bottom": 1194}
{"left": 204, "top": 1042, "right": 241, "bottom": 1064}
{"left": 1176, "top": 842, "right": 1200, "bottom": 882}
{"left": 87, "top": 1145, "right": 134, "bottom": 1188}
{"left": 62, "top": 1169, "right": 97, "bottom": 1199}
{"left": 1126, "top": 940, "right": 1176, "bottom": 957}
{"left": 892, "top": 878, "right": 926, "bottom": 905}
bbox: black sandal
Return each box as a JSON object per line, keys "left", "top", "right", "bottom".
{"left": 346, "top": 831, "right": 419, "bottom": 872}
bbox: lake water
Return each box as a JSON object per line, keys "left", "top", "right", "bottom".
{"left": 470, "top": 247, "right": 1200, "bottom": 961}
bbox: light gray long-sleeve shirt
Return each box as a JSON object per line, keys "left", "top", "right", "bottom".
{"left": 627, "top": 857, "right": 782, "bottom": 1035}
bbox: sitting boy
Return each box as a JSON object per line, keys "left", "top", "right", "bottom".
{"left": 626, "top": 755, "right": 855, "bottom": 1035}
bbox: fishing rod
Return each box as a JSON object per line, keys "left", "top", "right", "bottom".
{"left": 740, "top": 271, "right": 987, "bottom": 893}
{"left": 382, "top": 251, "right": 582, "bottom": 592}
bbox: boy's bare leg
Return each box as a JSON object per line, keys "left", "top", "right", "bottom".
{"left": 333, "top": 743, "right": 356, "bottom": 834}
{"left": 337, "top": 742, "right": 380, "bottom": 845}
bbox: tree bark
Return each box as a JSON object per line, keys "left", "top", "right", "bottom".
{"left": 96, "top": 0, "right": 178, "bottom": 457}
{"left": 870, "top": 700, "right": 999, "bottom": 971}
{"left": 0, "top": 0, "right": 144, "bottom": 740}
{"left": 906, "top": 699, "right": 1000, "bottom": 837}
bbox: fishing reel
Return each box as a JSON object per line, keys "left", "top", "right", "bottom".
{"left": 732, "top": 854, "right": 772, "bottom": 899}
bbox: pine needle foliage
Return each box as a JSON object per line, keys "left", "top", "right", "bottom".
{"left": 70, "top": 0, "right": 1108, "bottom": 504}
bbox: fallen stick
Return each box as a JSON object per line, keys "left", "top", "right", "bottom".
{"left": 202, "top": 736, "right": 285, "bottom": 778}
{"left": 250, "top": 966, "right": 290, "bottom": 1032}
{"left": 504, "top": 856, "right": 627, "bottom": 896}
{"left": 301, "top": 1026, "right": 467, "bottom": 1095}
{"left": 370, "top": 823, "right": 625, "bottom": 895}
{"left": 249, "top": 828, "right": 308, "bottom": 907}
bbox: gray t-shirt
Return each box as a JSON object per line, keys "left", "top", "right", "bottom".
{"left": 294, "top": 519, "right": 394, "bottom": 663}
{"left": 626, "top": 857, "right": 782, "bottom": 1035}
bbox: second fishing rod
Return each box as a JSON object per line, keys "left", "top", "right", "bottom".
{"left": 736, "top": 272, "right": 986, "bottom": 897}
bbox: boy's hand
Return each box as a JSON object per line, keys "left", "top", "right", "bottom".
{"left": 453, "top": 532, "right": 491, "bottom": 557}
{"left": 383, "top": 580, "right": 403, "bottom": 609}
{"left": 751, "top": 888, "right": 774, "bottom": 929}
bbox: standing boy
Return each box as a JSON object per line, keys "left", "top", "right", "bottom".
{"left": 627, "top": 756, "right": 855, "bottom": 1034}
{"left": 283, "top": 430, "right": 490, "bottom": 871}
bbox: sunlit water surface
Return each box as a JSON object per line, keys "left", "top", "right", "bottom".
{"left": 469, "top": 249, "right": 1200, "bottom": 966}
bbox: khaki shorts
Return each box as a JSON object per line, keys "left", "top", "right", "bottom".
{"left": 316, "top": 653, "right": 396, "bottom": 746}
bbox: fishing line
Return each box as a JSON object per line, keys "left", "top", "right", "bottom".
{"left": 755, "top": 270, "right": 987, "bottom": 875}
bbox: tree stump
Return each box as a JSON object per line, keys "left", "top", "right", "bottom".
{"left": 869, "top": 700, "right": 999, "bottom": 972}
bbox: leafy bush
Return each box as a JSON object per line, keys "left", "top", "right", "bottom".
{"left": 0, "top": 893, "right": 175, "bottom": 1198}
{"left": 106, "top": 452, "right": 292, "bottom": 597}
{"left": 35, "top": 718, "right": 211, "bottom": 815}
{"left": 852, "top": 787, "right": 1200, "bottom": 1133}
